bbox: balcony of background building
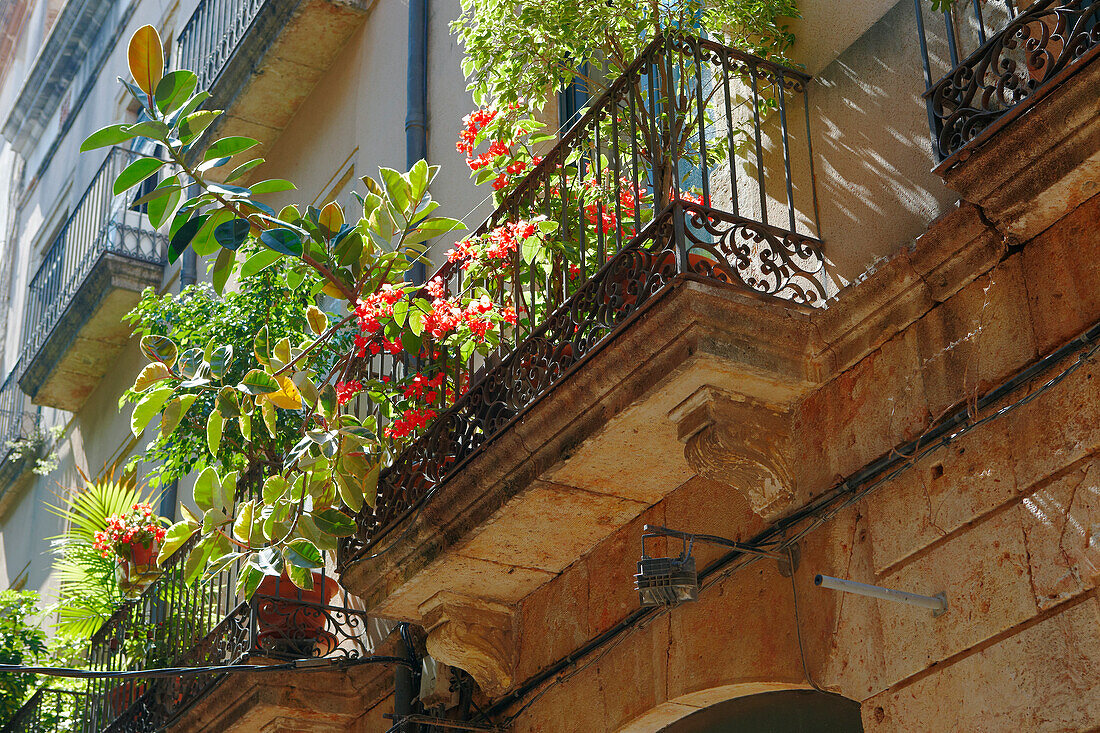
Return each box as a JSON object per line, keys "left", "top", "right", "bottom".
{"left": 915, "top": 0, "right": 1100, "bottom": 239}
{"left": 1, "top": 528, "right": 387, "bottom": 733}
{"left": 0, "top": 359, "right": 40, "bottom": 503}
{"left": 175, "top": 0, "right": 377, "bottom": 175}
{"left": 333, "top": 33, "right": 829, "bottom": 694}
{"left": 17, "top": 147, "right": 168, "bottom": 412}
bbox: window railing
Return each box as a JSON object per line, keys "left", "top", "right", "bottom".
{"left": 0, "top": 688, "right": 88, "bottom": 733}
{"left": 0, "top": 360, "right": 37, "bottom": 470}
{"left": 338, "top": 32, "right": 826, "bottom": 567}
{"left": 177, "top": 0, "right": 269, "bottom": 92}
{"left": 21, "top": 147, "right": 168, "bottom": 372}
{"left": 916, "top": 0, "right": 1100, "bottom": 161}
{"left": 74, "top": 535, "right": 371, "bottom": 733}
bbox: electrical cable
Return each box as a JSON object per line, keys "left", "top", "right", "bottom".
{"left": 482, "top": 317, "right": 1100, "bottom": 726}
{"left": 788, "top": 545, "right": 826, "bottom": 694}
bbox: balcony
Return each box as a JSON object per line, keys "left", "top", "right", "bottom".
{"left": 1, "top": 535, "right": 382, "bottom": 732}
{"left": 0, "top": 688, "right": 88, "bottom": 733}
{"left": 915, "top": 0, "right": 1100, "bottom": 237}
{"left": 176, "top": 0, "right": 376, "bottom": 170}
{"left": 18, "top": 147, "right": 168, "bottom": 412}
{"left": 335, "top": 33, "right": 827, "bottom": 692}
{"left": 0, "top": 361, "right": 39, "bottom": 500}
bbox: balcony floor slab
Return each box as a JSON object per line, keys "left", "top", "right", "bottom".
{"left": 19, "top": 253, "right": 164, "bottom": 412}
{"left": 342, "top": 278, "right": 823, "bottom": 622}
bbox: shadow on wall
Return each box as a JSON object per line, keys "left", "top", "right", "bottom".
{"left": 808, "top": 0, "right": 960, "bottom": 286}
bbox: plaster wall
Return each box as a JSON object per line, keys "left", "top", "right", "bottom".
{"left": 806, "top": 0, "right": 958, "bottom": 282}
{"left": 259, "top": 0, "right": 483, "bottom": 256}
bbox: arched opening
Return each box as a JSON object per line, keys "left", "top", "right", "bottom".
{"left": 657, "top": 690, "right": 863, "bottom": 733}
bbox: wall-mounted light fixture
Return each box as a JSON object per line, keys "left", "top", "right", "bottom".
{"left": 814, "top": 575, "right": 948, "bottom": 617}
{"left": 635, "top": 525, "right": 795, "bottom": 607}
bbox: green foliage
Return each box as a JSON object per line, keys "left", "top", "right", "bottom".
{"left": 452, "top": 0, "right": 800, "bottom": 106}
{"left": 0, "top": 591, "right": 47, "bottom": 723}
{"left": 45, "top": 474, "right": 153, "bottom": 639}
{"left": 122, "top": 261, "right": 322, "bottom": 487}
{"left": 81, "top": 26, "right": 482, "bottom": 596}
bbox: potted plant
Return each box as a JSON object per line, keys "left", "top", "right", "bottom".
{"left": 93, "top": 503, "right": 168, "bottom": 598}
{"left": 254, "top": 572, "right": 340, "bottom": 657}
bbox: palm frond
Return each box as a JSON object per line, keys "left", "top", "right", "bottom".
{"left": 44, "top": 470, "right": 160, "bottom": 639}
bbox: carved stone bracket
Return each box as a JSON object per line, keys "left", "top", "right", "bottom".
{"left": 418, "top": 592, "right": 517, "bottom": 697}
{"left": 669, "top": 386, "right": 796, "bottom": 522}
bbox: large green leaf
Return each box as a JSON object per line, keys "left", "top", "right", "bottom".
{"left": 178, "top": 110, "right": 221, "bottom": 145}
{"left": 146, "top": 179, "right": 182, "bottom": 229}
{"left": 249, "top": 179, "right": 296, "bottom": 195}
{"left": 139, "top": 334, "right": 178, "bottom": 366}
{"left": 160, "top": 394, "right": 197, "bottom": 438}
{"left": 235, "top": 563, "right": 263, "bottom": 598}
{"left": 207, "top": 344, "right": 233, "bottom": 378}
{"left": 240, "top": 249, "right": 281, "bottom": 279}
{"left": 130, "top": 386, "right": 175, "bottom": 437}
{"left": 168, "top": 213, "right": 208, "bottom": 264}
{"left": 192, "top": 467, "right": 219, "bottom": 513}
{"left": 259, "top": 228, "right": 303, "bottom": 257}
{"left": 206, "top": 409, "right": 223, "bottom": 455}
{"left": 113, "top": 158, "right": 165, "bottom": 196}
{"left": 379, "top": 167, "right": 412, "bottom": 211}
{"left": 213, "top": 217, "right": 250, "bottom": 250}
{"left": 225, "top": 158, "right": 264, "bottom": 183}
{"left": 154, "top": 69, "right": 198, "bottom": 114}
{"left": 237, "top": 369, "right": 279, "bottom": 395}
{"left": 157, "top": 521, "right": 197, "bottom": 565}
{"left": 312, "top": 508, "right": 357, "bottom": 537}
{"left": 191, "top": 209, "right": 234, "bottom": 257}
{"left": 80, "top": 124, "right": 136, "bottom": 152}
{"left": 204, "top": 136, "right": 259, "bottom": 161}
{"left": 212, "top": 247, "right": 236, "bottom": 295}
{"left": 285, "top": 538, "right": 323, "bottom": 568}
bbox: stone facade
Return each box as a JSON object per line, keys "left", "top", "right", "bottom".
{"left": 333, "top": 34, "right": 1100, "bottom": 733}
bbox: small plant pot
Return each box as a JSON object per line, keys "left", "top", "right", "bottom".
{"left": 129, "top": 538, "right": 161, "bottom": 575}
{"left": 254, "top": 571, "right": 339, "bottom": 657}
{"left": 115, "top": 539, "right": 162, "bottom": 598}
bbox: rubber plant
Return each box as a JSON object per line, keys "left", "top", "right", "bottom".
{"left": 81, "top": 25, "right": 519, "bottom": 597}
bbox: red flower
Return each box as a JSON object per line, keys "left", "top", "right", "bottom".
{"left": 336, "top": 380, "right": 364, "bottom": 406}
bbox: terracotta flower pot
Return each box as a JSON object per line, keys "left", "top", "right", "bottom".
{"left": 116, "top": 539, "right": 161, "bottom": 598}
{"left": 254, "top": 571, "right": 339, "bottom": 657}
{"left": 129, "top": 538, "right": 161, "bottom": 575}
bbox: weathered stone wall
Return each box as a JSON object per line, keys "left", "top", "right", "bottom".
{"left": 485, "top": 184, "right": 1100, "bottom": 731}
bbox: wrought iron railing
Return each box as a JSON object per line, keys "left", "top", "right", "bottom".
{"left": 74, "top": 535, "right": 371, "bottom": 733}
{"left": 0, "top": 688, "right": 88, "bottom": 733}
{"left": 916, "top": 0, "right": 1100, "bottom": 161}
{"left": 21, "top": 147, "right": 168, "bottom": 372}
{"left": 0, "top": 360, "right": 37, "bottom": 470}
{"left": 177, "top": 0, "right": 269, "bottom": 92}
{"left": 338, "top": 32, "right": 827, "bottom": 565}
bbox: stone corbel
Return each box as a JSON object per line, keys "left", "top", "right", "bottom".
{"left": 418, "top": 592, "right": 517, "bottom": 698}
{"left": 668, "top": 386, "right": 796, "bottom": 522}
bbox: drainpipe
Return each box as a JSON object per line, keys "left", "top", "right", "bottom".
{"left": 406, "top": 0, "right": 428, "bottom": 285}
{"left": 180, "top": 247, "right": 196, "bottom": 289}
{"left": 394, "top": 622, "right": 420, "bottom": 732}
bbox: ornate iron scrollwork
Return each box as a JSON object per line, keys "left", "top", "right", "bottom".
{"left": 928, "top": 0, "right": 1100, "bottom": 159}
{"left": 682, "top": 204, "right": 826, "bottom": 305}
